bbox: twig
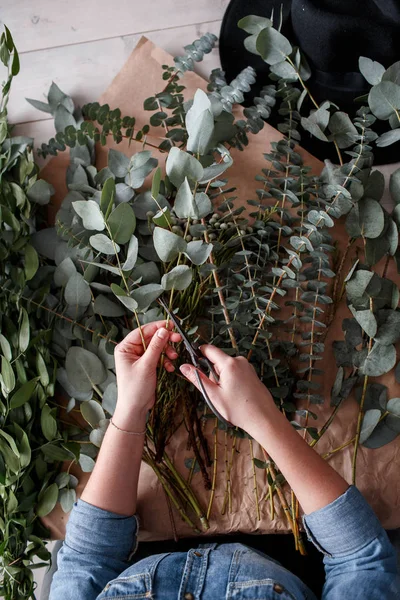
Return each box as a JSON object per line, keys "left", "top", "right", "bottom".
{"left": 249, "top": 438, "right": 261, "bottom": 522}
{"left": 207, "top": 418, "right": 218, "bottom": 520}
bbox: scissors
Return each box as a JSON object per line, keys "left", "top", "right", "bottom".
{"left": 157, "top": 296, "right": 232, "bottom": 428}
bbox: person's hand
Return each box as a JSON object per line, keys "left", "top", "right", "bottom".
{"left": 180, "top": 345, "right": 276, "bottom": 436}
{"left": 113, "top": 321, "right": 181, "bottom": 430}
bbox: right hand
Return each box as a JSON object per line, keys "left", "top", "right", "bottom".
{"left": 180, "top": 345, "right": 276, "bottom": 435}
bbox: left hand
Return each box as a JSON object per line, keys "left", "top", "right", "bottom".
{"left": 113, "top": 321, "right": 181, "bottom": 429}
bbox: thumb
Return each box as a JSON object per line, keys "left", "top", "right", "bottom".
{"left": 141, "top": 327, "right": 170, "bottom": 369}
{"left": 180, "top": 364, "right": 218, "bottom": 397}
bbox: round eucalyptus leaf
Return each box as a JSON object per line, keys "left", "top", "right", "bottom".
{"left": 362, "top": 420, "right": 398, "bottom": 448}
{"left": 359, "top": 408, "right": 381, "bottom": 444}
{"left": 54, "top": 105, "right": 76, "bottom": 133}
{"left": 174, "top": 177, "right": 198, "bottom": 218}
{"left": 358, "top": 198, "right": 385, "bottom": 239}
{"left": 237, "top": 15, "right": 272, "bottom": 34}
{"left": 386, "top": 398, "right": 400, "bottom": 432}
{"left": 72, "top": 200, "right": 105, "bottom": 231}
{"left": 89, "top": 233, "right": 119, "bottom": 255}
{"left": 354, "top": 309, "right": 377, "bottom": 338}
{"left": 79, "top": 454, "right": 96, "bottom": 472}
{"left": 108, "top": 148, "right": 130, "bottom": 178}
{"left": 93, "top": 294, "right": 125, "bottom": 317}
{"left": 153, "top": 227, "right": 187, "bottom": 262}
{"left": 107, "top": 202, "right": 136, "bottom": 244}
{"left": 54, "top": 257, "right": 77, "bottom": 287}
{"left": 165, "top": 146, "right": 204, "bottom": 188}
{"left": 184, "top": 240, "right": 213, "bottom": 265}
{"left": 89, "top": 427, "right": 107, "bottom": 448}
{"left": 102, "top": 382, "right": 117, "bottom": 415}
{"left": 375, "top": 310, "right": 400, "bottom": 345}
{"left": 255, "top": 26, "right": 292, "bottom": 65}
{"left": 27, "top": 179, "right": 55, "bottom": 205}
{"left": 59, "top": 488, "right": 76, "bottom": 513}
{"left": 327, "top": 112, "right": 358, "bottom": 149}
{"left": 359, "top": 56, "right": 385, "bottom": 85}
{"left": 376, "top": 129, "right": 400, "bottom": 147}
{"left": 270, "top": 60, "right": 298, "bottom": 81}
{"left": 161, "top": 265, "right": 193, "bottom": 291}
{"left": 194, "top": 193, "right": 213, "bottom": 218}
{"left": 115, "top": 182, "right": 135, "bottom": 204}
{"left": 64, "top": 272, "right": 92, "bottom": 307}
{"left": 131, "top": 283, "right": 163, "bottom": 311}
{"left": 382, "top": 60, "right": 400, "bottom": 85}
{"left": 31, "top": 228, "right": 59, "bottom": 260}
{"left": 386, "top": 218, "right": 398, "bottom": 256}
{"left": 56, "top": 368, "right": 93, "bottom": 401}
{"left": 186, "top": 90, "right": 214, "bottom": 155}
{"left": 361, "top": 342, "right": 397, "bottom": 377}
{"left": 110, "top": 283, "right": 139, "bottom": 312}
{"left": 389, "top": 167, "right": 400, "bottom": 205}
{"left": 80, "top": 400, "right": 106, "bottom": 428}
{"left": 55, "top": 472, "right": 70, "bottom": 489}
{"left": 132, "top": 190, "right": 169, "bottom": 220}
{"left": 368, "top": 81, "right": 400, "bottom": 119}
{"left": 65, "top": 347, "right": 107, "bottom": 393}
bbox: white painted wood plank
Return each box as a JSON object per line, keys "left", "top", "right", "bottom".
{"left": 5, "top": 20, "right": 222, "bottom": 126}
{"left": 0, "top": 0, "right": 229, "bottom": 53}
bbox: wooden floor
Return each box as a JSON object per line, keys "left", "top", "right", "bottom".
{"left": 0, "top": 0, "right": 229, "bottom": 156}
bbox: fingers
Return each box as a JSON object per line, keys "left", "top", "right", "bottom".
{"left": 199, "top": 345, "right": 232, "bottom": 370}
{"left": 117, "top": 321, "right": 181, "bottom": 358}
{"left": 141, "top": 327, "right": 171, "bottom": 369}
{"left": 179, "top": 364, "right": 218, "bottom": 397}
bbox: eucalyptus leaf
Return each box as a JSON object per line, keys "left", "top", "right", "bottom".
{"left": 73, "top": 200, "right": 105, "bottom": 231}
{"left": 361, "top": 342, "right": 397, "bottom": 376}
{"left": 89, "top": 233, "right": 119, "bottom": 255}
{"left": 165, "top": 147, "right": 204, "bottom": 188}
{"left": 358, "top": 197, "right": 385, "bottom": 239}
{"left": 255, "top": 26, "right": 292, "bottom": 65}
{"left": 174, "top": 177, "right": 198, "bottom": 218}
{"left": 59, "top": 488, "right": 76, "bottom": 513}
{"left": 64, "top": 272, "right": 92, "bottom": 306}
{"left": 389, "top": 167, "right": 400, "bottom": 204}
{"left": 93, "top": 295, "right": 125, "bottom": 317}
{"left": 359, "top": 409, "right": 382, "bottom": 444}
{"left": 27, "top": 179, "right": 54, "bottom": 205}
{"left": 362, "top": 421, "right": 398, "bottom": 448}
{"left": 79, "top": 454, "right": 96, "bottom": 473}
{"left": 184, "top": 240, "right": 213, "bottom": 265}
{"left": 238, "top": 15, "right": 272, "bottom": 34}
{"left": 328, "top": 112, "right": 358, "bottom": 148}
{"left": 111, "top": 283, "right": 139, "bottom": 312}
{"left": 359, "top": 56, "right": 385, "bottom": 85}
{"left": 81, "top": 399, "right": 105, "bottom": 428}
{"left": 131, "top": 283, "right": 163, "bottom": 311}
{"left": 102, "top": 382, "right": 117, "bottom": 415}
{"left": 108, "top": 148, "right": 130, "bottom": 178}
{"left": 368, "top": 81, "right": 400, "bottom": 119}
{"left": 54, "top": 257, "right": 77, "bottom": 287}
{"left": 161, "top": 265, "right": 193, "bottom": 291}
{"left": 354, "top": 309, "right": 377, "bottom": 338}
{"left": 153, "top": 227, "right": 187, "bottom": 262}
{"left": 186, "top": 89, "right": 214, "bottom": 155}
{"left": 65, "top": 346, "right": 107, "bottom": 393}
{"left": 107, "top": 203, "right": 136, "bottom": 244}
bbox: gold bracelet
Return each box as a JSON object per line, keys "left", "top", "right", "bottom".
{"left": 110, "top": 418, "right": 146, "bottom": 436}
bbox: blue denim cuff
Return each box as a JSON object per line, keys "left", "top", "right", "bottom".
{"left": 303, "top": 486, "right": 383, "bottom": 557}
{"left": 65, "top": 500, "right": 138, "bottom": 562}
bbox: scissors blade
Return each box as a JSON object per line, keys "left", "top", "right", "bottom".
{"left": 157, "top": 296, "right": 232, "bottom": 428}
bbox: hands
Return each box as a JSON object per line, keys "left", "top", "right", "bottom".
{"left": 113, "top": 321, "right": 181, "bottom": 430}
{"left": 180, "top": 345, "right": 276, "bottom": 437}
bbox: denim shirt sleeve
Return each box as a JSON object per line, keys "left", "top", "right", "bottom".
{"left": 303, "top": 486, "right": 400, "bottom": 600}
{"left": 49, "top": 500, "right": 138, "bottom": 600}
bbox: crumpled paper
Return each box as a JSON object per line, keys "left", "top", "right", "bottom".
{"left": 42, "top": 37, "right": 400, "bottom": 542}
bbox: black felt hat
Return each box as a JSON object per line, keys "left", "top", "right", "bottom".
{"left": 219, "top": 0, "right": 400, "bottom": 164}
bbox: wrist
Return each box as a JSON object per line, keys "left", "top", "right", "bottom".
{"left": 246, "top": 402, "right": 286, "bottom": 442}
{"left": 112, "top": 404, "right": 148, "bottom": 432}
